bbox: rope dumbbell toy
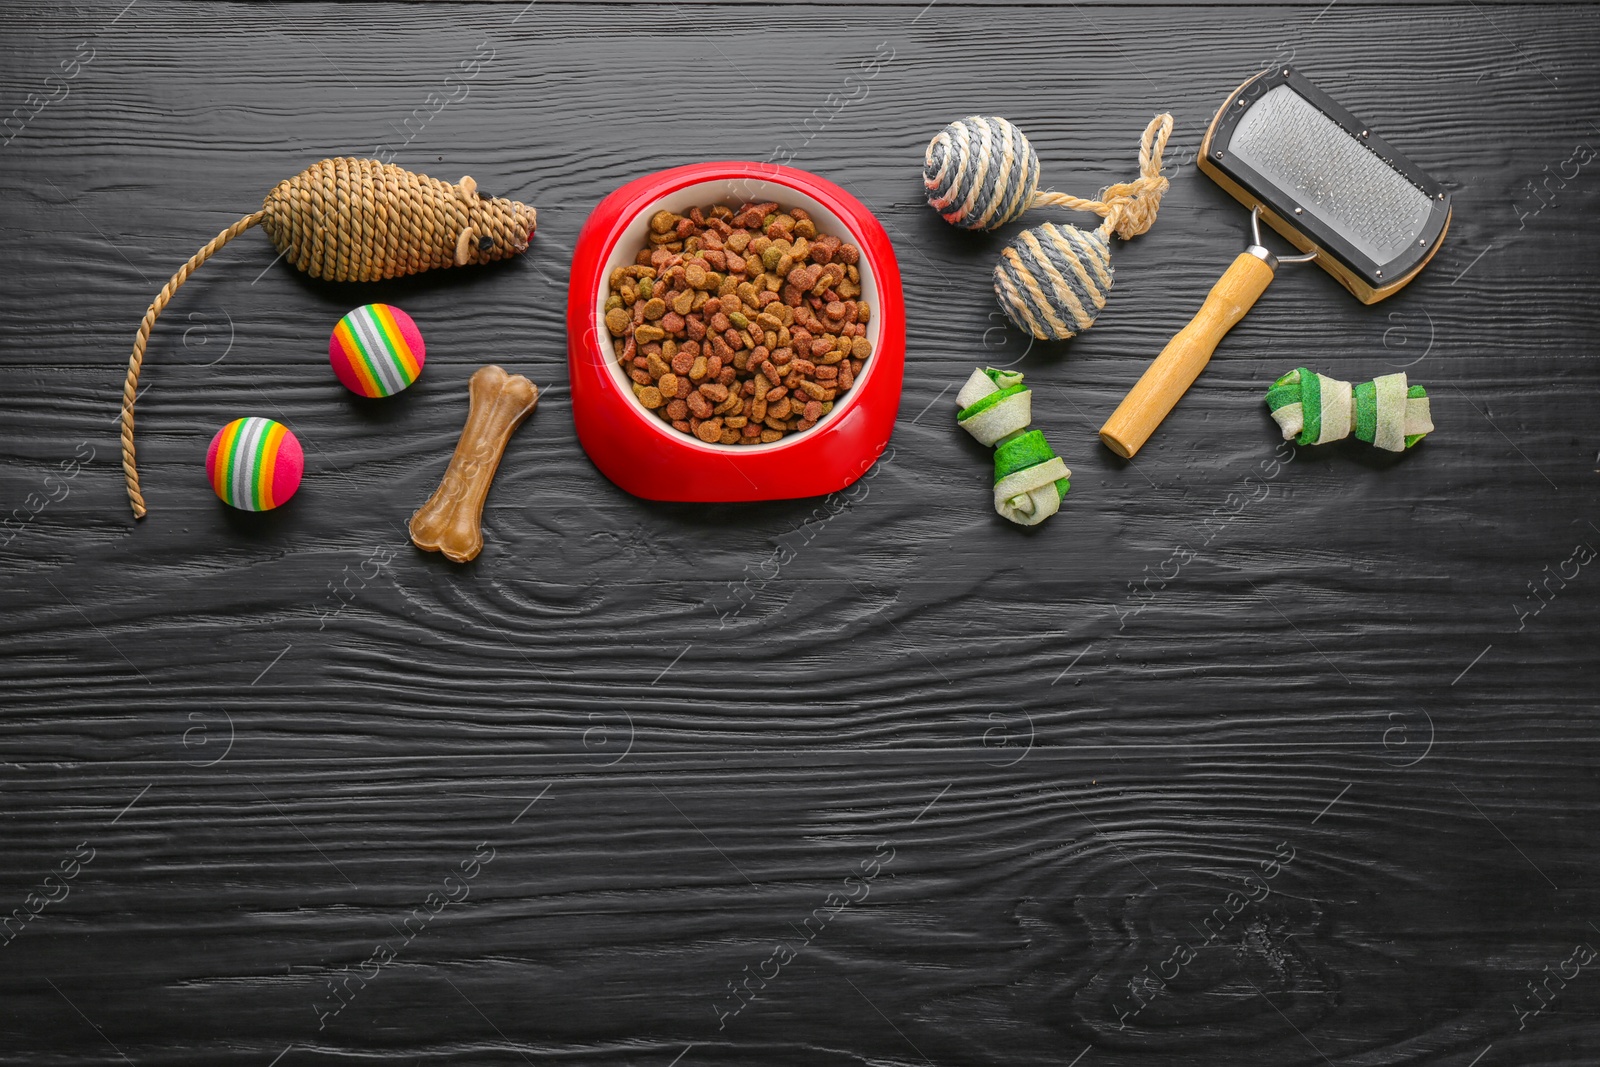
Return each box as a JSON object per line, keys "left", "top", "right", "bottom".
{"left": 1266, "top": 368, "right": 1433, "bottom": 451}
{"left": 923, "top": 114, "right": 1174, "bottom": 340}
{"left": 955, "top": 367, "right": 1071, "bottom": 526}
{"left": 118, "top": 157, "right": 538, "bottom": 518}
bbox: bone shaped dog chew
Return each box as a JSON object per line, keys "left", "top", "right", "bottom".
{"left": 409, "top": 366, "right": 538, "bottom": 563}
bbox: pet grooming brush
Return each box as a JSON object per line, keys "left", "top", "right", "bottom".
{"left": 1099, "top": 66, "right": 1451, "bottom": 458}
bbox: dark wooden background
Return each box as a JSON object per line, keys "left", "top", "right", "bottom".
{"left": 3, "top": 2, "right": 1598, "bottom": 1064}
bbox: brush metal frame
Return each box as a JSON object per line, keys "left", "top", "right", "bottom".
{"left": 1199, "top": 66, "right": 1452, "bottom": 304}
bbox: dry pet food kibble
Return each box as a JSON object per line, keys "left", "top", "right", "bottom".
{"left": 606, "top": 201, "right": 872, "bottom": 445}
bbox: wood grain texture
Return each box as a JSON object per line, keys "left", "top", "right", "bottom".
{"left": 2, "top": 2, "right": 1598, "bottom": 1065}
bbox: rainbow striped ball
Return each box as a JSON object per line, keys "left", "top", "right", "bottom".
{"left": 329, "top": 303, "right": 426, "bottom": 397}
{"left": 205, "top": 417, "right": 304, "bottom": 511}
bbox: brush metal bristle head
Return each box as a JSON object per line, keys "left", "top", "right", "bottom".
{"left": 1200, "top": 67, "right": 1451, "bottom": 303}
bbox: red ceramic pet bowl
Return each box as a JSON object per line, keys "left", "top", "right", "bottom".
{"left": 567, "top": 162, "right": 904, "bottom": 502}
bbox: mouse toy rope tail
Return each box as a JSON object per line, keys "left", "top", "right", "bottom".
{"left": 121, "top": 210, "right": 266, "bottom": 519}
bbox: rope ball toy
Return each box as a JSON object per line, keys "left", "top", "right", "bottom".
{"left": 955, "top": 367, "right": 1071, "bottom": 526}
{"left": 119, "top": 157, "right": 538, "bottom": 518}
{"left": 1266, "top": 368, "right": 1434, "bottom": 451}
{"left": 923, "top": 113, "right": 1174, "bottom": 341}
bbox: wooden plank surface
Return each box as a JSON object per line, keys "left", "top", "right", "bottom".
{"left": 1, "top": 2, "right": 1598, "bottom": 1064}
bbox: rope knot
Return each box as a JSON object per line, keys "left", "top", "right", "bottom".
{"left": 1098, "top": 172, "right": 1169, "bottom": 240}
{"left": 1025, "top": 113, "right": 1174, "bottom": 241}
{"left": 1095, "top": 112, "right": 1173, "bottom": 239}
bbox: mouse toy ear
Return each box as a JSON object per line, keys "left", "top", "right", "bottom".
{"left": 454, "top": 225, "right": 478, "bottom": 265}
{"left": 457, "top": 175, "right": 480, "bottom": 205}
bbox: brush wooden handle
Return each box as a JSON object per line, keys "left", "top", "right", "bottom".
{"left": 1099, "top": 252, "right": 1276, "bottom": 459}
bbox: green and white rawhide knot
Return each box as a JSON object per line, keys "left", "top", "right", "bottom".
{"left": 1266, "top": 368, "right": 1433, "bottom": 451}
{"left": 956, "top": 367, "right": 1071, "bottom": 526}
{"left": 956, "top": 366, "right": 1028, "bottom": 445}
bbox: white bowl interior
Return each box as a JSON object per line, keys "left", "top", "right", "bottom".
{"left": 596, "top": 177, "right": 882, "bottom": 452}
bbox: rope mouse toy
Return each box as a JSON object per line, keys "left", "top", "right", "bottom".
{"left": 118, "top": 156, "right": 538, "bottom": 518}
{"left": 923, "top": 113, "right": 1173, "bottom": 340}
